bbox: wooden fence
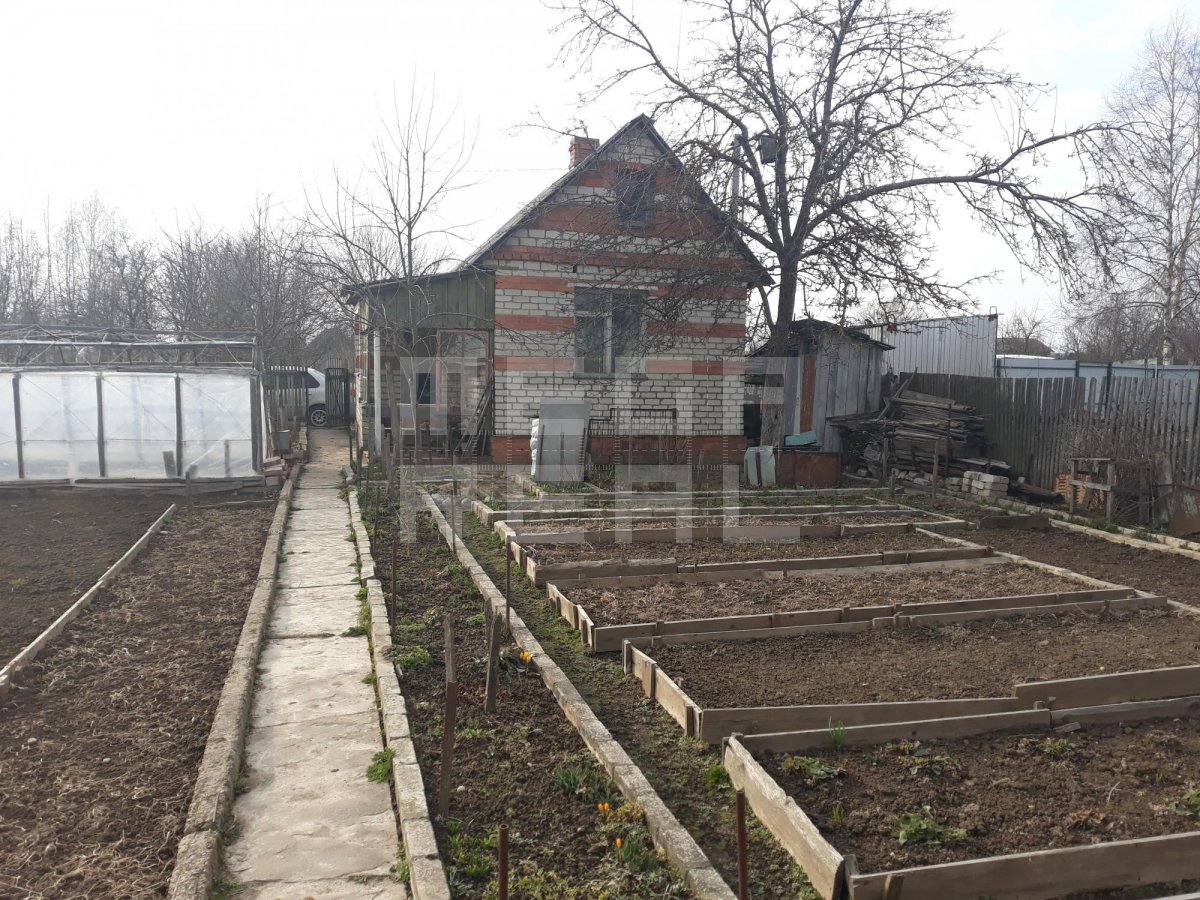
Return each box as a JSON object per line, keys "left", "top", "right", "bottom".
{"left": 906, "top": 372, "right": 1200, "bottom": 499}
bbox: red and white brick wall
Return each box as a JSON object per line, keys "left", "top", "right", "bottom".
{"left": 482, "top": 127, "right": 751, "bottom": 460}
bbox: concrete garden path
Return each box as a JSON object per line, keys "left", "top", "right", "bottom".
{"left": 225, "top": 429, "right": 404, "bottom": 899}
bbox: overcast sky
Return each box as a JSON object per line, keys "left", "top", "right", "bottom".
{"left": 0, "top": 0, "right": 1191, "bottom": 332}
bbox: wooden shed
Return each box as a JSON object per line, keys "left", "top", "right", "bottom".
{"left": 746, "top": 319, "right": 891, "bottom": 451}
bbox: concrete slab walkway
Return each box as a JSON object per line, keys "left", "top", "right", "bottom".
{"left": 226, "top": 429, "right": 404, "bottom": 899}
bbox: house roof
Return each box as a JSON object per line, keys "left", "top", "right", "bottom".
{"left": 461, "top": 114, "right": 772, "bottom": 284}
{"left": 748, "top": 318, "right": 892, "bottom": 357}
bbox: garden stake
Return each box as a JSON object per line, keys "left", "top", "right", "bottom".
{"left": 498, "top": 824, "right": 509, "bottom": 899}
{"left": 437, "top": 614, "right": 458, "bottom": 817}
{"left": 390, "top": 540, "right": 397, "bottom": 626}
{"left": 484, "top": 612, "right": 501, "bottom": 713}
{"left": 504, "top": 538, "right": 512, "bottom": 632}
{"left": 735, "top": 788, "right": 749, "bottom": 900}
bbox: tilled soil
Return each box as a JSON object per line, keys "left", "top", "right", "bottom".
{"left": 653, "top": 608, "right": 1200, "bottom": 707}
{"left": 764, "top": 717, "right": 1200, "bottom": 879}
{"left": 458, "top": 507, "right": 815, "bottom": 897}
{"left": 0, "top": 504, "right": 273, "bottom": 900}
{"left": 977, "top": 527, "right": 1200, "bottom": 607}
{"left": 569, "top": 563, "right": 1087, "bottom": 626}
{"left": 0, "top": 490, "right": 172, "bottom": 664}
{"left": 371, "top": 506, "right": 688, "bottom": 897}
{"left": 523, "top": 529, "right": 950, "bottom": 565}
{"left": 514, "top": 512, "right": 938, "bottom": 534}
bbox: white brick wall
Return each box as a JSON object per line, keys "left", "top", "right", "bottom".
{"left": 485, "top": 127, "right": 750, "bottom": 440}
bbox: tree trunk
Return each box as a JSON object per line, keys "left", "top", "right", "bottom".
{"left": 758, "top": 267, "right": 798, "bottom": 446}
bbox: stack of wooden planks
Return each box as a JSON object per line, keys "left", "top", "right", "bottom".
{"left": 832, "top": 388, "right": 1009, "bottom": 479}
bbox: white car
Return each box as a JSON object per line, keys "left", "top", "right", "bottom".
{"left": 305, "top": 369, "right": 328, "bottom": 426}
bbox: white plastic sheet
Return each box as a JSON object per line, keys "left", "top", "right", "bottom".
{"left": 179, "top": 373, "right": 256, "bottom": 477}
{"left": 102, "top": 373, "right": 178, "bottom": 478}
{"left": 20, "top": 372, "right": 101, "bottom": 479}
{"left": 0, "top": 373, "right": 16, "bottom": 479}
{"left": 0, "top": 369, "right": 260, "bottom": 482}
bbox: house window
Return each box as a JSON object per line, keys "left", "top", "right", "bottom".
{"left": 397, "top": 372, "right": 434, "bottom": 404}
{"left": 575, "top": 290, "right": 643, "bottom": 374}
{"left": 615, "top": 168, "right": 653, "bottom": 226}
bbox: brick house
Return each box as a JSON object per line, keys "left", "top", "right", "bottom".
{"left": 347, "top": 114, "right": 768, "bottom": 464}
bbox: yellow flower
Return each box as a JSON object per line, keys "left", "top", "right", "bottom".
{"left": 520, "top": 651, "right": 532, "bottom": 664}
{"left": 597, "top": 803, "right": 604, "bottom": 812}
{"left": 615, "top": 837, "right": 623, "bottom": 850}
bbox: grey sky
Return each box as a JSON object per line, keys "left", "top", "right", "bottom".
{"left": 0, "top": 0, "right": 1191, "bottom": 331}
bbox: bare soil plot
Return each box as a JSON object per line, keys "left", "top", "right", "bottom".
{"left": 367, "top": 504, "right": 688, "bottom": 897}
{"left": 977, "top": 526, "right": 1200, "bottom": 607}
{"left": 0, "top": 504, "right": 273, "bottom": 899}
{"left": 524, "top": 530, "right": 950, "bottom": 565}
{"left": 569, "top": 562, "right": 1085, "bottom": 626}
{"left": 514, "top": 511, "right": 940, "bottom": 534}
{"left": 455, "top": 509, "right": 834, "bottom": 897}
{"left": 761, "top": 717, "right": 1200, "bottom": 880}
{"left": 653, "top": 608, "right": 1200, "bottom": 708}
{"left": 0, "top": 490, "right": 171, "bottom": 664}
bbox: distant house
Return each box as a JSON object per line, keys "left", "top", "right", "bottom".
{"left": 744, "top": 319, "right": 891, "bottom": 451}
{"left": 345, "top": 115, "right": 769, "bottom": 463}
{"left": 995, "top": 336, "right": 1055, "bottom": 357}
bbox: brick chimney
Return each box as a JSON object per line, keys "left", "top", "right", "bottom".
{"left": 569, "top": 135, "right": 599, "bottom": 167}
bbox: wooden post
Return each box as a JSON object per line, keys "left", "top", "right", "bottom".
{"left": 497, "top": 824, "right": 509, "bottom": 900}
{"left": 390, "top": 540, "right": 397, "bottom": 626}
{"left": 504, "top": 538, "right": 512, "bottom": 633}
{"left": 484, "top": 612, "right": 501, "bottom": 713}
{"left": 1106, "top": 459, "right": 1116, "bottom": 522}
{"left": 929, "top": 440, "right": 937, "bottom": 501}
{"left": 1069, "top": 458, "right": 1078, "bottom": 516}
{"left": 437, "top": 615, "right": 458, "bottom": 817}
{"left": 735, "top": 788, "right": 749, "bottom": 900}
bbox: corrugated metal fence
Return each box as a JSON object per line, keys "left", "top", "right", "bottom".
{"left": 907, "top": 372, "right": 1200, "bottom": 494}
{"left": 859, "top": 314, "right": 998, "bottom": 378}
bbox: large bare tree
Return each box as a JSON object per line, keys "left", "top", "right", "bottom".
{"left": 302, "top": 88, "right": 479, "bottom": 457}
{"left": 555, "top": 0, "right": 1108, "bottom": 441}
{"left": 1077, "top": 15, "right": 1200, "bottom": 365}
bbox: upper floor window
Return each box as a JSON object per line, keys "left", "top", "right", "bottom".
{"left": 574, "top": 289, "right": 643, "bottom": 374}
{"left": 615, "top": 168, "right": 654, "bottom": 226}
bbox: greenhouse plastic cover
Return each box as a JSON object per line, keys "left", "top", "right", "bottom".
{"left": 1, "top": 369, "right": 260, "bottom": 481}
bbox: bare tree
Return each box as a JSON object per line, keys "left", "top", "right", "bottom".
{"left": 1060, "top": 303, "right": 1160, "bottom": 362}
{"left": 303, "top": 87, "right": 478, "bottom": 457}
{"left": 999, "top": 303, "right": 1053, "bottom": 355}
{"left": 1078, "top": 15, "right": 1200, "bottom": 365}
{"left": 555, "top": 0, "right": 1108, "bottom": 441}
{"left": 0, "top": 217, "right": 50, "bottom": 324}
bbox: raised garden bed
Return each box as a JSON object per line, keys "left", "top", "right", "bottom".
{"left": 725, "top": 713, "right": 1200, "bottom": 899}
{"left": 624, "top": 606, "right": 1192, "bottom": 743}
{"left": 515, "top": 528, "right": 966, "bottom": 585}
{"left": 454, "top": 504, "right": 821, "bottom": 898}
{"left": 550, "top": 557, "right": 1114, "bottom": 652}
{"left": 975, "top": 526, "right": 1200, "bottom": 608}
{"left": 512, "top": 510, "right": 948, "bottom": 535}
{"left": 480, "top": 502, "right": 898, "bottom": 528}
{"left": 486, "top": 488, "right": 879, "bottom": 511}
{"left": 364, "top": 501, "right": 694, "bottom": 897}
{"left": 0, "top": 501, "right": 274, "bottom": 898}
{"left": 0, "top": 489, "right": 173, "bottom": 664}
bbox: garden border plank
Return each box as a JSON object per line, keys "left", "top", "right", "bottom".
{"left": 0, "top": 500, "right": 178, "bottom": 697}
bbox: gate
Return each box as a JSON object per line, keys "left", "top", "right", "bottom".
{"left": 324, "top": 367, "right": 352, "bottom": 427}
